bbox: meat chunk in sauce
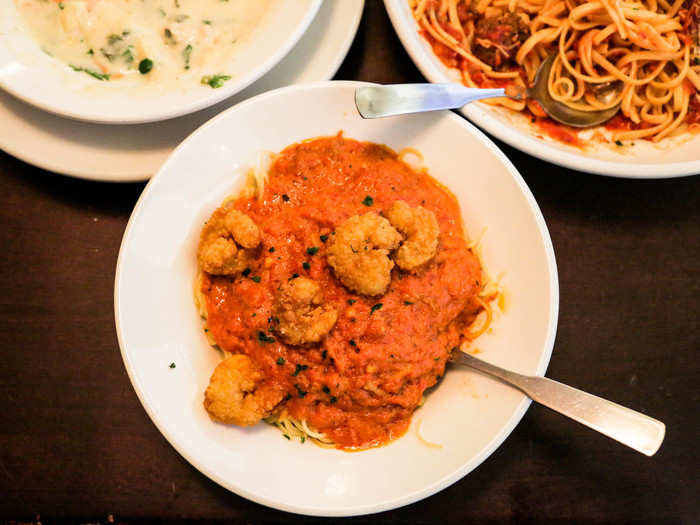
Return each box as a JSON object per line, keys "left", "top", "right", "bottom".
{"left": 472, "top": 13, "right": 530, "bottom": 69}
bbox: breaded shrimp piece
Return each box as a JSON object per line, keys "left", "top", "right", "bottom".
{"left": 385, "top": 201, "right": 439, "bottom": 271}
{"left": 272, "top": 277, "right": 338, "bottom": 345}
{"left": 204, "top": 354, "right": 284, "bottom": 426}
{"left": 197, "top": 207, "right": 261, "bottom": 275}
{"left": 327, "top": 212, "right": 403, "bottom": 296}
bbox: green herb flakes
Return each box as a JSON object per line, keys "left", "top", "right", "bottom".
{"left": 292, "top": 364, "right": 308, "bottom": 376}
{"left": 257, "top": 331, "right": 276, "bottom": 344}
{"left": 370, "top": 303, "right": 383, "bottom": 314}
{"left": 201, "top": 74, "right": 231, "bottom": 88}
{"left": 138, "top": 58, "right": 153, "bottom": 74}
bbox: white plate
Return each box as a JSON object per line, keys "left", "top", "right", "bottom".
{"left": 0, "top": 0, "right": 363, "bottom": 182}
{"left": 0, "top": 0, "right": 320, "bottom": 124}
{"left": 115, "top": 81, "right": 559, "bottom": 516}
{"left": 384, "top": 0, "right": 700, "bottom": 178}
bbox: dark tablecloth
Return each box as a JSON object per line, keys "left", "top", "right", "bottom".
{"left": 1, "top": 2, "right": 698, "bottom": 523}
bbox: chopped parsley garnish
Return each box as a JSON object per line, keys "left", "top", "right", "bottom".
{"left": 292, "top": 364, "right": 308, "bottom": 376}
{"left": 203, "top": 19, "right": 212, "bottom": 24}
{"left": 282, "top": 194, "right": 290, "bottom": 202}
{"left": 370, "top": 303, "right": 383, "bottom": 314}
{"left": 100, "top": 48, "right": 116, "bottom": 62}
{"left": 257, "top": 331, "right": 276, "bottom": 344}
{"left": 347, "top": 299, "right": 356, "bottom": 305}
{"left": 241, "top": 267, "right": 251, "bottom": 276}
{"left": 163, "top": 28, "right": 177, "bottom": 46}
{"left": 283, "top": 434, "right": 290, "bottom": 440}
{"left": 121, "top": 47, "right": 134, "bottom": 64}
{"left": 183, "top": 44, "right": 193, "bottom": 70}
{"left": 276, "top": 357, "right": 285, "bottom": 365}
{"left": 138, "top": 58, "right": 153, "bottom": 75}
{"left": 349, "top": 339, "right": 357, "bottom": 347}
{"left": 301, "top": 436, "right": 306, "bottom": 443}
{"left": 269, "top": 247, "right": 276, "bottom": 253}
{"left": 87, "top": 49, "right": 94, "bottom": 55}
{"left": 321, "top": 350, "right": 327, "bottom": 360}
{"left": 251, "top": 276, "right": 261, "bottom": 283}
{"left": 295, "top": 384, "right": 307, "bottom": 398}
{"left": 329, "top": 396, "right": 337, "bottom": 404}
{"left": 69, "top": 65, "right": 110, "bottom": 81}
{"left": 695, "top": 57, "right": 700, "bottom": 66}
{"left": 615, "top": 140, "right": 623, "bottom": 146}
{"left": 173, "top": 14, "right": 189, "bottom": 22}
{"left": 169, "top": 362, "right": 176, "bottom": 369}
{"left": 302, "top": 262, "right": 310, "bottom": 270}
{"left": 404, "top": 301, "right": 414, "bottom": 305}
{"left": 289, "top": 273, "right": 299, "bottom": 280}
{"left": 322, "top": 385, "right": 330, "bottom": 394}
{"left": 201, "top": 74, "right": 232, "bottom": 88}
{"left": 58, "top": 2, "right": 65, "bottom": 9}
{"left": 362, "top": 195, "right": 374, "bottom": 206}
{"left": 320, "top": 234, "right": 328, "bottom": 243}
{"left": 306, "top": 246, "right": 319, "bottom": 256}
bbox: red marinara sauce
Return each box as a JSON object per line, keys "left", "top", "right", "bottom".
{"left": 200, "top": 134, "right": 483, "bottom": 450}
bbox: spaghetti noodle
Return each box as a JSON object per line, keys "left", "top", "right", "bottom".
{"left": 410, "top": 0, "right": 700, "bottom": 142}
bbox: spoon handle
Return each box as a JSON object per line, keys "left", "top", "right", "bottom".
{"left": 355, "top": 83, "right": 505, "bottom": 118}
{"left": 452, "top": 352, "right": 665, "bottom": 456}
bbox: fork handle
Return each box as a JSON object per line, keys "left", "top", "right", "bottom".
{"left": 453, "top": 352, "right": 665, "bottom": 456}
{"left": 355, "top": 83, "right": 505, "bottom": 118}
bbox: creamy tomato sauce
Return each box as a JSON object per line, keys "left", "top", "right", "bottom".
{"left": 201, "top": 135, "right": 484, "bottom": 450}
{"left": 15, "top": 0, "right": 269, "bottom": 85}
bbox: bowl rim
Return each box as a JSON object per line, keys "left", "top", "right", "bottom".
{"left": 383, "top": 0, "right": 700, "bottom": 179}
{"left": 114, "top": 80, "right": 560, "bottom": 516}
{"left": 0, "top": 0, "right": 322, "bottom": 125}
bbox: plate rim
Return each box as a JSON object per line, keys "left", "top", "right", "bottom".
{"left": 383, "top": 0, "right": 700, "bottom": 179}
{"left": 114, "top": 80, "right": 559, "bottom": 516}
{"left": 0, "top": 0, "right": 363, "bottom": 182}
{"left": 0, "top": 0, "right": 322, "bottom": 125}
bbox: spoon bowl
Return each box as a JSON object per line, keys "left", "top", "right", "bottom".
{"left": 527, "top": 54, "right": 621, "bottom": 128}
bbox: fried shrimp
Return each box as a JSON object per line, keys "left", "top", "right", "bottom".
{"left": 272, "top": 277, "right": 338, "bottom": 345}
{"left": 327, "top": 212, "right": 403, "bottom": 296}
{"left": 197, "top": 207, "right": 261, "bottom": 275}
{"left": 385, "top": 201, "right": 439, "bottom": 271}
{"left": 204, "top": 354, "right": 284, "bottom": 426}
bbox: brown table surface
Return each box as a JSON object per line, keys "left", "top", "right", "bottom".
{"left": 1, "top": 2, "right": 698, "bottom": 524}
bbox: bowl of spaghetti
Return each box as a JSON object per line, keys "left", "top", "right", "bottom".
{"left": 115, "top": 81, "right": 558, "bottom": 515}
{"left": 385, "top": 0, "right": 700, "bottom": 177}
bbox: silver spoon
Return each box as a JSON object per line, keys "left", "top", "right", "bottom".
{"left": 355, "top": 54, "right": 621, "bottom": 127}
{"left": 450, "top": 351, "right": 665, "bottom": 456}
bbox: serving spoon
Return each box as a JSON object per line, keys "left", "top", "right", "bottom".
{"left": 355, "top": 54, "right": 621, "bottom": 127}
{"left": 450, "top": 351, "right": 665, "bottom": 456}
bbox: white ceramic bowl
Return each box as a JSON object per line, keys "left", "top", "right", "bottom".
{"left": 384, "top": 0, "right": 700, "bottom": 178}
{"left": 114, "top": 81, "right": 559, "bottom": 516}
{"left": 0, "top": 0, "right": 320, "bottom": 124}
